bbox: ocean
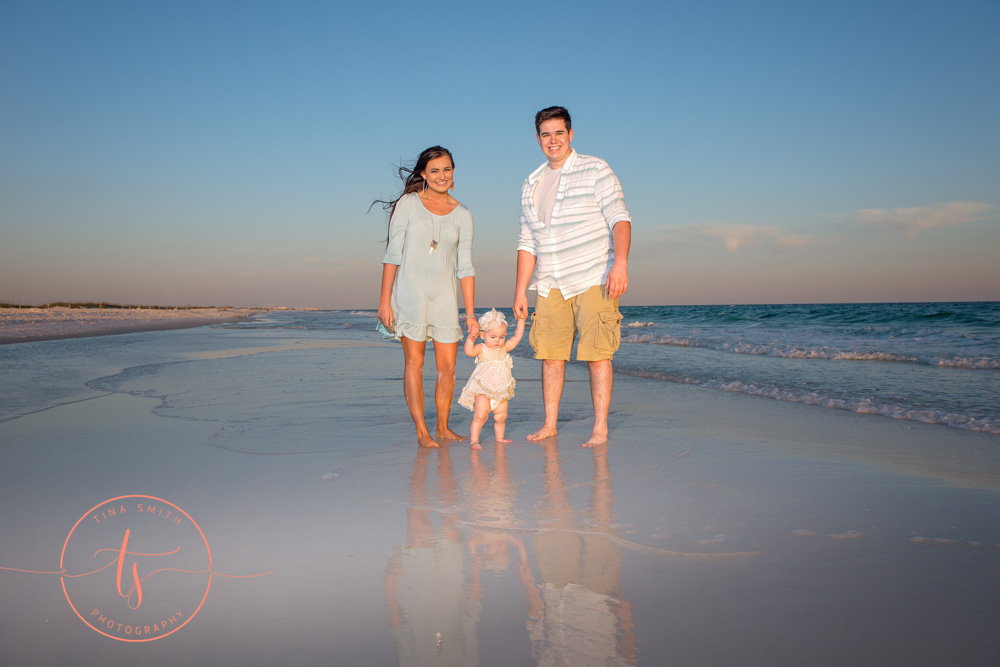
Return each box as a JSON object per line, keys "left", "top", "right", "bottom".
{"left": 232, "top": 301, "right": 1000, "bottom": 435}
{"left": 2, "top": 301, "right": 997, "bottom": 436}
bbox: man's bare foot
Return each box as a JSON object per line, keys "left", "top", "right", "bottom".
{"left": 526, "top": 425, "right": 558, "bottom": 441}
{"left": 470, "top": 441, "right": 483, "bottom": 450}
{"left": 437, "top": 428, "right": 467, "bottom": 441}
{"left": 417, "top": 433, "right": 441, "bottom": 448}
{"left": 496, "top": 437, "right": 512, "bottom": 444}
{"left": 582, "top": 430, "right": 608, "bottom": 447}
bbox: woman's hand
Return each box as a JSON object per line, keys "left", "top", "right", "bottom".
{"left": 465, "top": 315, "right": 479, "bottom": 338}
{"left": 378, "top": 303, "right": 394, "bottom": 329}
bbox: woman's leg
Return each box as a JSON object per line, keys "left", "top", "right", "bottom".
{"left": 431, "top": 339, "right": 465, "bottom": 441}
{"left": 401, "top": 337, "right": 438, "bottom": 448}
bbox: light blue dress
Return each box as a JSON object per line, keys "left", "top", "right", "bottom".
{"left": 381, "top": 193, "right": 475, "bottom": 343}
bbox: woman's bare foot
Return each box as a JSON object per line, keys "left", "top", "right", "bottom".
{"left": 526, "top": 425, "right": 558, "bottom": 441}
{"left": 470, "top": 441, "right": 483, "bottom": 450}
{"left": 436, "top": 427, "right": 467, "bottom": 441}
{"left": 417, "top": 432, "right": 441, "bottom": 448}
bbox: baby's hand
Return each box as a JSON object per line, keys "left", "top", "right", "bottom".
{"left": 515, "top": 312, "right": 528, "bottom": 321}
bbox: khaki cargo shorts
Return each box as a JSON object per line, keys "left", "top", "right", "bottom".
{"left": 528, "top": 286, "right": 623, "bottom": 362}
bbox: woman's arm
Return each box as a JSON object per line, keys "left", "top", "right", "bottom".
{"left": 460, "top": 275, "right": 477, "bottom": 335}
{"left": 505, "top": 315, "right": 526, "bottom": 351}
{"left": 378, "top": 263, "right": 398, "bottom": 328}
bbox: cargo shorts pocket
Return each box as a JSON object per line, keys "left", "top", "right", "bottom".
{"left": 594, "top": 310, "right": 623, "bottom": 355}
{"left": 527, "top": 311, "right": 539, "bottom": 353}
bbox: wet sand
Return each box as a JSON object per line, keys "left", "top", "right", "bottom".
{"left": 1, "top": 321, "right": 999, "bottom": 665}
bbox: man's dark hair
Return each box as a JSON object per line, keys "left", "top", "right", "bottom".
{"left": 535, "top": 106, "right": 572, "bottom": 135}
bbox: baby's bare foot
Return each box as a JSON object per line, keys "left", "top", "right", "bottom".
{"left": 470, "top": 441, "right": 483, "bottom": 450}
{"left": 496, "top": 437, "right": 512, "bottom": 444}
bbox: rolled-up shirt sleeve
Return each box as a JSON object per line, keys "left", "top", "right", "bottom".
{"left": 455, "top": 208, "right": 476, "bottom": 279}
{"left": 595, "top": 168, "right": 631, "bottom": 228}
{"left": 517, "top": 177, "right": 538, "bottom": 255}
{"left": 381, "top": 195, "right": 409, "bottom": 266}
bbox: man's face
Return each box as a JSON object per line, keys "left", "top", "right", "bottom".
{"left": 536, "top": 118, "right": 573, "bottom": 167}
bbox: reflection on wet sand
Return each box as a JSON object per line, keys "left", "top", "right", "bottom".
{"left": 383, "top": 448, "right": 480, "bottom": 666}
{"left": 384, "top": 442, "right": 637, "bottom": 666}
{"left": 530, "top": 439, "right": 637, "bottom": 665}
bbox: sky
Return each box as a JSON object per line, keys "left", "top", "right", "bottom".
{"left": 1, "top": 0, "right": 997, "bottom": 309}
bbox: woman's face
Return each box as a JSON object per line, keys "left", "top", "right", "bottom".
{"left": 420, "top": 155, "right": 454, "bottom": 194}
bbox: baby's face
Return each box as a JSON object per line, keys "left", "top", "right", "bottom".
{"left": 483, "top": 325, "right": 507, "bottom": 349}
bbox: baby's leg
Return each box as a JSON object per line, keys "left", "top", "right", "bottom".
{"left": 470, "top": 394, "right": 490, "bottom": 450}
{"left": 493, "top": 400, "right": 511, "bottom": 443}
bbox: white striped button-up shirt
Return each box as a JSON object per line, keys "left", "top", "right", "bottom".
{"left": 517, "top": 150, "right": 631, "bottom": 299}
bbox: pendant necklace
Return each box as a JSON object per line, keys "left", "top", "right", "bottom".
{"left": 429, "top": 215, "right": 441, "bottom": 254}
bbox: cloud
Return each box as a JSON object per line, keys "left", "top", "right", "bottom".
{"left": 665, "top": 224, "right": 820, "bottom": 253}
{"left": 855, "top": 201, "right": 992, "bottom": 237}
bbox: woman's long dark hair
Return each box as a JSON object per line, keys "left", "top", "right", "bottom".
{"left": 371, "top": 145, "right": 454, "bottom": 226}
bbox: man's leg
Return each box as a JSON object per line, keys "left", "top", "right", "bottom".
{"left": 575, "top": 286, "right": 621, "bottom": 447}
{"left": 527, "top": 289, "right": 573, "bottom": 442}
{"left": 527, "top": 359, "right": 564, "bottom": 441}
{"left": 584, "top": 359, "right": 613, "bottom": 447}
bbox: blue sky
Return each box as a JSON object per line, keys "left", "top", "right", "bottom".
{"left": 1, "top": 0, "right": 997, "bottom": 308}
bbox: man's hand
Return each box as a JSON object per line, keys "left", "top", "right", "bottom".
{"left": 606, "top": 262, "right": 628, "bottom": 300}
{"left": 513, "top": 293, "right": 529, "bottom": 321}
{"left": 606, "top": 220, "right": 631, "bottom": 301}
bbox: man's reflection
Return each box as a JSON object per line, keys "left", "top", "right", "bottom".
{"left": 529, "top": 440, "right": 638, "bottom": 665}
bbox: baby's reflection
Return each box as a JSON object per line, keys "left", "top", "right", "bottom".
{"left": 465, "top": 444, "right": 544, "bottom": 621}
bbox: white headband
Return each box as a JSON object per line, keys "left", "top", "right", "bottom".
{"left": 478, "top": 308, "right": 506, "bottom": 331}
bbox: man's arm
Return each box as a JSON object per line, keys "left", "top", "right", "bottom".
{"left": 513, "top": 249, "right": 536, "bottom": 320}
{"left": 606, "top": 220, "right": 631, "bottom": 300}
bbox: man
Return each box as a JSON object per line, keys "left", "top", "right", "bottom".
{"left": 513, "top": 106, "right": 632, "bottom": 447}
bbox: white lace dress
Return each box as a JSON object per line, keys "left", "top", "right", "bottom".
{"left": 458, "top": 345, "right": 515, "bottom": 411}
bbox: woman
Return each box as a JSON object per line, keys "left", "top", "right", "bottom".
{"left": 376, "top": 146, "right": 477, "bottom": 447}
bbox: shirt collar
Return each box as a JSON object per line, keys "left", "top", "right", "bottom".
{"left": 529, "top": 149, "right": 577, "bottom": 183}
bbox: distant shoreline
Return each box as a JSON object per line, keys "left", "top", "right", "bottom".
{"left": 0, "top": 306, "right": 247, "bottom": 345}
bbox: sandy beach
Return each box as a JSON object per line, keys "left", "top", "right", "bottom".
{"left": 1, "top": 311, "right": 999, "bottom": 666}
{"left": 0, "top": 306, "right": 244, "bottom": 344}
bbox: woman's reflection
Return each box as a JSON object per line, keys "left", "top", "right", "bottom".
{"left": 383, "top": 447, "right": 480, "bottom": 666}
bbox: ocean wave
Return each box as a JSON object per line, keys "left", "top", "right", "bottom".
{"left": 693, "top": 377, "right": 998, "bottom": 434}
{"left": 624, "top": 321, "right": 656, "bottom": 328}
{"left": 621, "top": 333, "right": 999, "bottom": 369}
{"left": 706, "top": 381, "right": 1000, "bottom": 434}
